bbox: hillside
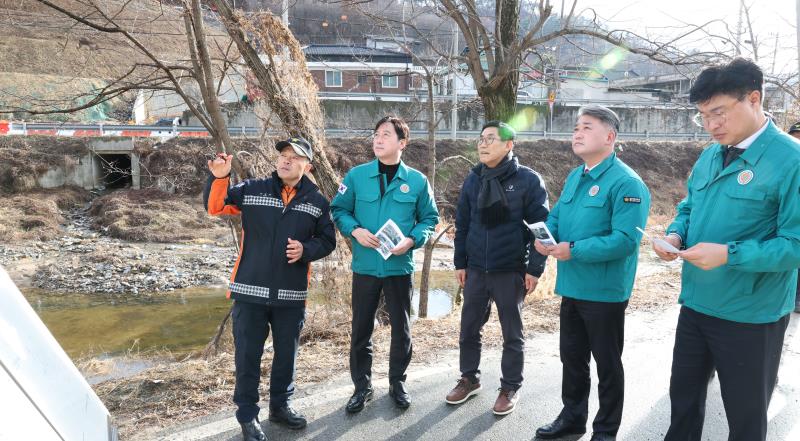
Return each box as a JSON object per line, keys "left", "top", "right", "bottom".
{"left": 0, "top": 0, "right": 226, "bottom": 121}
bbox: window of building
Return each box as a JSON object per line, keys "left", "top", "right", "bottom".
{"left": 357, "top": 73, "right": 368, "bottom": 86}
{"left": 325, "top": 70, "right": 342, "bottom": 87}
{"left": 382, "top": 74, "right": 399, "bottom": 88}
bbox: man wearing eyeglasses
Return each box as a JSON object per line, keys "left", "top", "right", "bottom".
{"left": 331, "top": 116, "right": 439, "bottom": 413}
{"left": 653, "top": 58, "right": 800, "bottom": 441}
{"left": 445, "top": 120, "right": 549, "bottom": 416}
{"left": 787, "top": 123, "right": 800, "bottom": 314}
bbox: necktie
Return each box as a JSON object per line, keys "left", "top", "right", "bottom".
{"left": 723, "top": 146, "right": 745, "bottom": 168}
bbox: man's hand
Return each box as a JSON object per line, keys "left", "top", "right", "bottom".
{"left": 654, "top": 234, "right": 682, "bottom": 261}
{"left": 390, "top": 237, "right": 415, "bottom": 255}
{"left": 208, "top": 153, "right": 233, "bottom": 178}
{"left": 680, "top": 242, "right": 728, "bottom": 270}
{"left": 352, "top": 228, "right": 380, "bottom": 249}
{"left": 455, "top": 269, "right": 467, "bottom": 288}
{"left": 286, "top": 238, "right": 303, "bottom": 263}
{"left": 533, "top": 239, "right": 552, "bottom": 256}
{"left": 525, "top": 274, "right": 538, "bottom": 295}
{"left": 549, "top": 242, "right": 572, "bottom": 261}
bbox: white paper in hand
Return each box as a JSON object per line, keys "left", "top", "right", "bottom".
{"left": 524, "top": 221, "right": 557, "bottom": 246}
{"left": 636, "top": 227, "right": 680, "bottom": 254}
{"left": 375, "top": 219, "right": 406, "bottom": 260}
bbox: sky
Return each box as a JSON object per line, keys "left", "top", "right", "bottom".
{"left": 574, "top": 0, "right": 798, "bottom": 76}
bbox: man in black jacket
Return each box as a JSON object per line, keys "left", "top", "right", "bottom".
{"left": 445, "top": 121, "right": 550, "bottom": 415}
{"left": 205, "top": 137, "right": 336, "bottom": 441}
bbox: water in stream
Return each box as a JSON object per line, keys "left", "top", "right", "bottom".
{"left": 22, "top": 270, "right": 459, "bottom": 359}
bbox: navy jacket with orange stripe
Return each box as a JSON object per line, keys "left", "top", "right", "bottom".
{"left": 204, "top": 172, "right": 336, "bottom": 307}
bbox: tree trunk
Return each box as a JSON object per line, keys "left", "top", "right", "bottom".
{"left": 418, "top": 241, "right": 435, "bottom": 318}
{"left": 418, "top": 73, "right": 438, "bottom": 319}
{"left": 208, "top": 0, "right": 341, "bottom": 200}
{"left": 478, "top": 76, "right": 518, "bottom": 122}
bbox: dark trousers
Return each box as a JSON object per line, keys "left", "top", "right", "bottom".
{"left": 459, "top": 269, "right": 525, "bottom": 391}
{"left": 665, "top": 306, "right": 789, "bottom": 441}
{"left": 350, "top": 273, "right": 413, "bottom": 390}
{"left": 559, "top": 297, "right": 628, "bottom": 436}
{"left": 232, "top": 301, "right": 305, "bottom": 423}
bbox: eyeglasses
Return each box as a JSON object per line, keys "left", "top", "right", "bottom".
{"left": 692, "top": 111, "right": 728, "bottom": 128}
{"left": 692, "top": 97, "right": 747, "bottom": 128}
{"left": 476, "top": 136, "right": 501, "bottom": 145}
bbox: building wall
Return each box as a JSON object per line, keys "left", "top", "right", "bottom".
{"left": 310, "top": 69, "right": 411, "bottom": 93}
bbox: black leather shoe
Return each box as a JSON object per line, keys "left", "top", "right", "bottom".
{"left": 389, "top": 381, "right": 411, "bottom": 409}
{"left": 240, "top": 418, "right": 267, "bottom": 441}
{"left": 345, "top": 388, "right": 374, "bottom": 413}
{"left": 535, "top": 416, "right": 586, "bottom": 439}
{"left": 590, "top": 433, "right": 616, "bottom": 441}
{"left": 268, "top": 406, "right": 307, "bottom": 430}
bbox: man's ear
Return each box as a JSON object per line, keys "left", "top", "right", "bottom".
{"left": 749, "top": 89, "right": 762, "bottom": 105}
{"left": 606, "top": 130, "right": 616, "bottom": 144}
{"left": 303, "top": 162, "right": 313, "bottom": 174}
{"left": 399, "top": 139, "right": 408, "bottom": 150}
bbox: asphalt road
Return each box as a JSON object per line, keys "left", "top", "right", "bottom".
{"left": 152, "top": 306, "right": 800, "bottom": 441}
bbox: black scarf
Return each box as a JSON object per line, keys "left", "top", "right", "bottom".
{"left": 477, "top": 155, "right": 518, "bottom": 227}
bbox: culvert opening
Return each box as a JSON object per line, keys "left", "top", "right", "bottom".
{"left": 96, "top": 154, "right": 132, "bottom": 189}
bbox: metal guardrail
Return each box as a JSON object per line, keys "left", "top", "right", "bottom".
{"left": 1, "top": 121, "right": 708, "bottom": 141}
{"left": 324, "top": 128, "right": 709, "bottom": 141}
{"left": 315, "top": 91, "right": 695, "bottom": 109}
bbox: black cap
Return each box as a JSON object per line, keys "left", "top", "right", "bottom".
{"left": 275, "top": 136, "right": 313, "bottom": 161}
{"left": 788, "top": 122, "right": 800, "bottom": 134}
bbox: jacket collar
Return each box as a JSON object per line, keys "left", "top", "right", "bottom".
{"left": 470, "top": 154, "right": 519, "bottom": 177}
{"left": 585, "top": 151, "right": 616, "bottom": 180}
{"left": 368, "top": 158, "right": 409, "bottom": 181}
{"left": 738, "top": 120, "right": 778, "bottom": 167}
{"left": 270, "top": 171, "right": 318, "bottom": 198}
{"left": 711, "top": 120, "right": 778, "bottom": 182}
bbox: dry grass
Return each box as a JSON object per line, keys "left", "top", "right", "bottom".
{"left": 88, "top": 188, "right": 229, "bottom": 243}
{"left": 97, "top": 242, "right": 683, "bottom": 438}
{"left": 0, "top": 186, "right": 91, "bottom": 242}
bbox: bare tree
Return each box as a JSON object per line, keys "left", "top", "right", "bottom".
{"left": 18, "top": 0, "right": 346, "bottom": 355}
{"left": 435, "top": 0, "right": 730, "bottom": 121}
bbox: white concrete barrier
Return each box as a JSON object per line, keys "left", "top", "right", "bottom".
{"left": 0, "top": 266, "right": 117, "bottom": 441}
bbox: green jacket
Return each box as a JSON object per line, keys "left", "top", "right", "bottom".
{"left": 331, "top": 159, "right": 439, "bottom": 277}
{"left": 667, "top": 121, "right": 800, "bottom": 324}
{"left": 546, "top": 152, "right": 651, "bottom": 302}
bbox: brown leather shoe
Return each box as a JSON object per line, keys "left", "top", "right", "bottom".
{"left": 445, "top": 377, "right": 481, "bottom": 404}
{"left": 492, "top": 388, "right": 519, "bottom": 415}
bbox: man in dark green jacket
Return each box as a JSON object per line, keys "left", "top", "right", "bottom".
{"left": 331, "top": 116, "right": 439, "bottom": 413}
{"left": 654, "top": 58, "right": 800, "bottom": 441}
{"left": 534, "top": 105, "right": 650, "bottom": 441}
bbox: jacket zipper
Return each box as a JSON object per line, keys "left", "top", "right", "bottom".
{"left": 485, "top": 229, "right": 489, "bottom": 273}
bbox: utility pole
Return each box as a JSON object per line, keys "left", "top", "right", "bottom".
{"left": 735, "top": 0, "right": 744, "bottom": 56}
{"left": 282, "top": 0, "right": 288, "bottom": 26}
{"left": 796, "top": 0, "right": 800, "bottom": 94}
{"left": 450, "top": 21, "right": 458, "bottom": 140}
{"left": 771, "top": 32, "right": 779, "bottom": 75}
